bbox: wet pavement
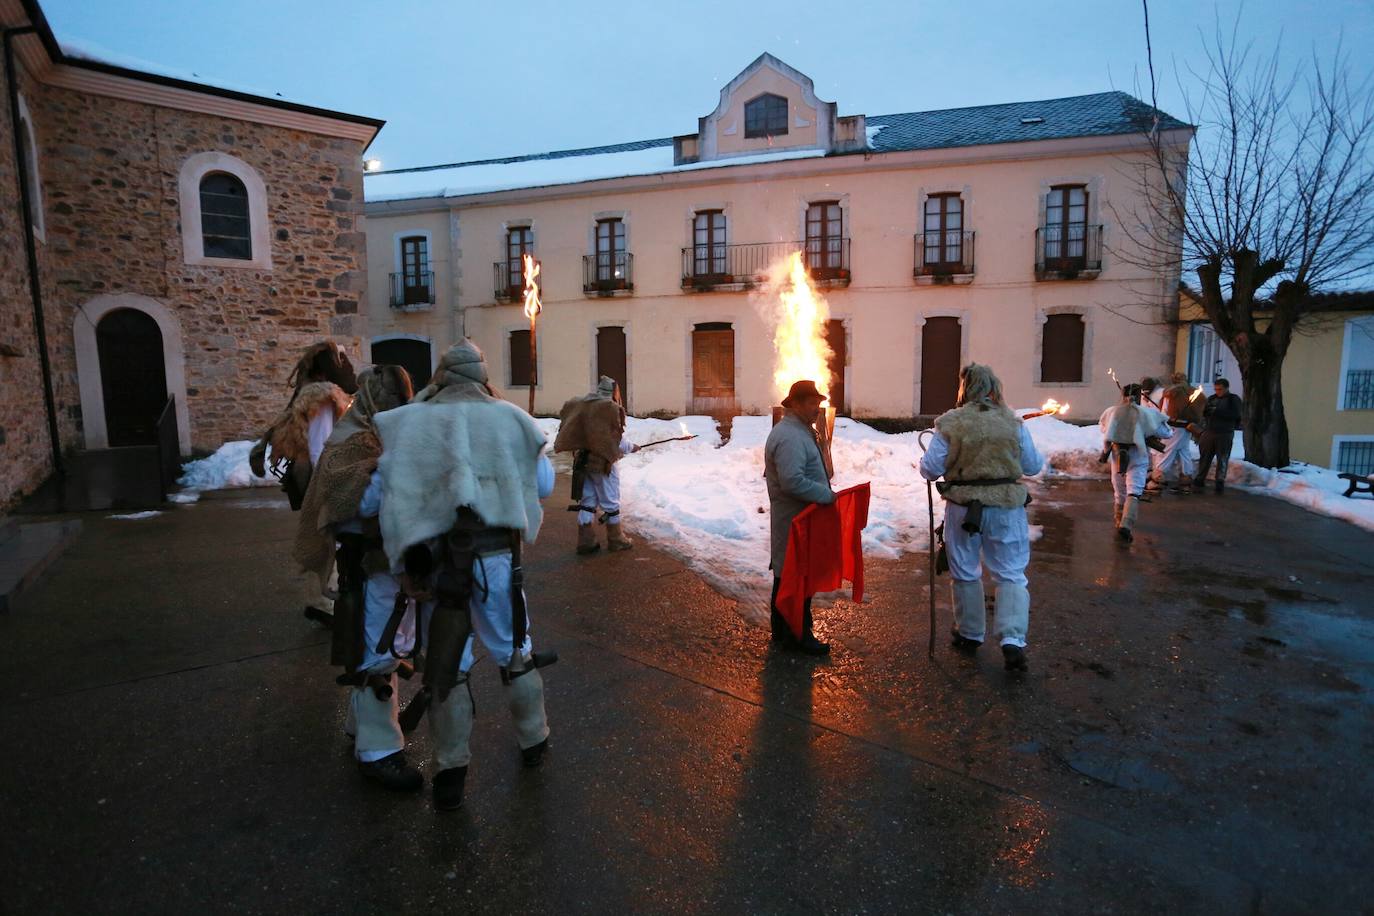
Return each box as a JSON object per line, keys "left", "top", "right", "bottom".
{"left": 1, "top": 478, "right": 1371, "bottom": 914}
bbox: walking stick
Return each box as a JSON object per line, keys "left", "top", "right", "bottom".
{"left": 917, "top": 430, "right": 937, "bottom": 658}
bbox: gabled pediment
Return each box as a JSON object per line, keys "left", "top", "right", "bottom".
{"left": 674, "top": 53, "right": 866, "bottom": 165}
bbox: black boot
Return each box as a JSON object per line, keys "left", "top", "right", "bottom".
{"left": 769, "top": 607, "right": 795, "bottom": 644}
{"left": 1002, "top": 645, "right": 1029, "bottom": 672}
{"left": 521, "top": 738, "right": 549, "bottom": 768}
{"left": 950, "top": 629, "right": 982, "bottom": 652}
{"left": 358, "top": 751, "right": 423, "bottom": 793}
{"left": 303, "top": 606, "right": 334, "bottom": 628}
{"left": 433, "top": 765, "right": 467, "bottom": 810}
{"left": 1215, "top": 480, "right": 1225, "bottom": 494}
{"left": 797, "top": 607, "right": 830, "bottom": 657}
{"left": 1116, "top": 527, "right": 1133, "bottom": 544}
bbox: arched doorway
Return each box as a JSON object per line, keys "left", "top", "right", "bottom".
{"left": 97, "top": 309, "right": 168, "bottom": 446}
{"left": 371, "top": 337, "right": 433, "bottom": 392}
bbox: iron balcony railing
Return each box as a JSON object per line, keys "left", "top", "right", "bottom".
{"left": 582, "top": 251, "right": 634, "bottom": 293}
{"left": 914, "top": 230, "right": 975, "bottom": 277}
{"left": 389, "top": 270, "right": 435, "bottom": 308}
{"left": 1035, "top": 224, "right": 1103, "bottom": 276}
{"left": 494, "top": 258, "right": 539, "bottom": 302}
{"left": 1345, "top": 369, "right": 1374, "bottom": 410}
{"left": 680, "top": 239, "right": 851, "bottom": 289}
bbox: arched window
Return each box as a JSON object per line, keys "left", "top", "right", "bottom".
{"left": 15, "top": 93, "right": 44, "bottom": 241}
{"left": 744, "top": 93, "right": 789, "bottom": 138}
{"left": 199, "top": 172, "right": 252, "bottom": 260}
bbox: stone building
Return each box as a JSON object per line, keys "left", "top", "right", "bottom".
{"left": 0, "top": 0, "right": 382, "bottom": 511}
{"left": 363, "top": 53, "right": 1190, "bottom": 422}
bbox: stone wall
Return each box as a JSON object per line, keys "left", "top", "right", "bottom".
{"left": 31, "top": 83, "right": 369, "bottom": 454}
{"left": 0, "top": 45, "right": 55, "bottom": 511}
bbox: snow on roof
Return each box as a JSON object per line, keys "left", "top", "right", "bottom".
{"left": 58, "top": 37, "right": 353, "bottom": 116}
{"left": 364, "top": 146, "right": 828, "bottom": 202}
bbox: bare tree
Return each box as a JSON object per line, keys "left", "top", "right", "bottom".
{"left": 1115, "top": 13, "right": 1374, "bottom": 468}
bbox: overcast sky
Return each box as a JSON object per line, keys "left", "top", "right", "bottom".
{"left": 42, "top": 0, "right": 1373, "bottom": 171}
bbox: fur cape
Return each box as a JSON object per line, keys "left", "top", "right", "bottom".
{"left": 374, "top": 386, "right": 547, "bottom": 569}
{"left": 554, "top": 395, "right": 625, "bottom": 470}
{"left": 292, "top": 429, "right": 382, "bottom": 582}
{"left": 934, "top": 403, "right": 1027, "bottom": 509}
{"left": 266, "top": 382, "right": 352, "bottom": 468}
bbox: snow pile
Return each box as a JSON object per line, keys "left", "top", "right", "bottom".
{"left": 1227, "top": 461, "right": 1374, "bottom": 533}
{"left": 108, "top": 511, "right": 162, "bottom": 520}
{"left": 1016, "top": 411, "right": 1106, "bottom": 477}
{"left": 177, "top": 441, "right": 278, "bottom": 493}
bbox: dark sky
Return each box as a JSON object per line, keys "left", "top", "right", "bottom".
{"left": 41, "top": 0, "right": 1372, "bottom": 171}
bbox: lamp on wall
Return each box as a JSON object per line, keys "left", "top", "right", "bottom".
{"left": 363, "top": 158, "right": 383, "bottom": 172}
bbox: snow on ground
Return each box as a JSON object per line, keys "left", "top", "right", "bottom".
{"left": 604, "top": 414, "right": 1110, "bottom": 618}
{"left": 108, "top": 511, "right": 161, "bottom": 520}
{"left": 177, "top": 440, "right": 278, "bottom": 497}
{"left": 1227, "top": 460, "right": 1374, "bottom": 533}
{"left": 174, "top": 417, "right": 1374, "bottom": 611}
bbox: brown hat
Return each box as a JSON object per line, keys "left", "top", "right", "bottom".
{"left": 782, "top": 379, "right": 826, "bottom": 407}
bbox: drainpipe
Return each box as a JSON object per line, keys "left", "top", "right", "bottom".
{"left": 4, "top": 25, "right": 63, "bottom": 478}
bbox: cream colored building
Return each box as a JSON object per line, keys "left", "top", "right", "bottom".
{"left": 1176, "top": 291, "right": 1374, "bottom": 473}
{"left": 363, "top": 54, "right": 1191, "bottom": 421}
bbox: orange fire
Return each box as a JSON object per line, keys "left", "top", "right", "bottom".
{"left": 522, "top": 253, "right": 541, "bottom": 320}
{"left": 769, "top": 251, "right": 833, "bottom": 404}
{"left": 1040, "top": 398, "right": 1070, "bottom": 416}
{"left": 1189, "top": 384, "right": 1204, "bottom": 403}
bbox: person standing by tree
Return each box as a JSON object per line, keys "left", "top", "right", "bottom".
{"left": 1194, "top": 378, "right": 1244, "bottom": 494}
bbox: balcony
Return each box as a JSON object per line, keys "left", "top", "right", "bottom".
{"left": 582, "top": 252, "right": 634, "bottom": 296}
{"left": 914, "top": 231, "right": 975, "bottom": 284}
{"left": 680, "top": 239, "right": 851, "bottom": 291}
{"left": 1345, "top": 369, "right": 1374, "bottom": 410}
{"left": 1035, "top": 224, "right": 1103, "bottom": 280}
{"left": 494, "top": 258, "right": 539, "bottom": 303}
{"left": 389, "top": 271, "right": 435, "bottom": 310}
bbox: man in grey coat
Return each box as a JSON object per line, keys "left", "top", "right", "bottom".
{"left": 764, "top": 379, "right": 836, "bottom": 655}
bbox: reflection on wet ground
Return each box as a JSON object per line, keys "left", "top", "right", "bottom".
{"left": 0, "top": 479, "right": 1370, "bottom": 912}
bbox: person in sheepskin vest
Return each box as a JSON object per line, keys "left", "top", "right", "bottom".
{"left": 248, "top": 340, "right": 358, "bottom": 625}
{"left": 371, "top": 339, "right": 556, "bottom": 811}
{"left": 290, "top": 364, "right": 425, "bottom": 793}
{"left": 554, "top": 375, "right": 640, "bottom": 555}
{"left": 1100, "top": 383, "right": 1172, "bottom": 544}
{"left": 919, "top": 364, "right": 1044, "bottom": 672}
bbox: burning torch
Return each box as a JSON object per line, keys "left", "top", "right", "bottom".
{"left": 1021, "top": 398, "right": 1071, "bottom": 420}
{"left": 522, "top": 254, "right": 541, "bottom": 415}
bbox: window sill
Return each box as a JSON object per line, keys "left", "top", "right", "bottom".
{"left": 1034, "top": 268, "right": 1100, "bottom": 282}
{"left": 389, "top": 302, "right": 436, "bottom": 313}
{"left": 914, "top": 272, "right": 974, "bottom": 286}
{"left": 583, "top": 285, "right": 634, "bottom": 298}
{"left": 185, "top": 254, "right": 272, "bottom": 271}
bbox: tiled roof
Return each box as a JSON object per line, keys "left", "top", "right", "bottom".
{"left": 867, "top": 91, "right": 1188, "bottom": 153}
{"left": 369, "top": 91, "right": 1186, "bottom": 194}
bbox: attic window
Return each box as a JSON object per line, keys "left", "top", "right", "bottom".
{"left": 745, "top": 94, "right": 789, "bottom": 139}
{"left": 1020, "top": 116, "right": 1045, "bottom": 125}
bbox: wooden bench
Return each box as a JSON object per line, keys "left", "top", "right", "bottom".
{"left": 1339, "top": 473, "right": 1374, "bottom": 498}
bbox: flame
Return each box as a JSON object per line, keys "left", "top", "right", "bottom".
{"left": 769, "top": 252, "right": 833, "bottom": 404}
{"left": 521, "top": 253, "right": 541, "bottom": 321}
{"left": 1189, "top": 384, "right": 1204, "bottom": 403}
{"left": 678, "top": 421, "right": 689, "bottom": 436}
{"left": 1107, "top": 367, "right": 1120, "bottom": 386}
{"left": 1040, "top": 398, "right": 1070, "bottom": 416}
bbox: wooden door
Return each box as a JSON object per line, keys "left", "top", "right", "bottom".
{"left": 97, "top": 308, "right": 167, "bottom": 446}
{"left": 596, "top": 326, "right": 628, "bottom": 407}
{"left": 824, "top": 319, "right": 846, "bottom": 414}
{"left": 920, "top": 317, "right": 961, "bottom": 415}
{"left": 691, "top": 325, "right": 735, "bottom": 413}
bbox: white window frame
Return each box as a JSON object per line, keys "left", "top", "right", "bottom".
{"left": 1331, "top": 435, "right": 1374, "bottom": 475}
{"left": 392, "top": 229, "right": 433, "bottom": 273}
{"left": 178, "top": 151, "right": 272, "bottom": 270}
{"left": 1336, "top": 316, "right": 1374, "bottom": 411}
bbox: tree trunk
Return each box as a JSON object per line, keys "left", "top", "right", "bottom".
{"left": 1240, "top": 358, "right": 1290, "bottom": 469}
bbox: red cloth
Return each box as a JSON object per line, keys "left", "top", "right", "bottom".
{"left": 775, "top": 483, "right": 870, "bottom": 638}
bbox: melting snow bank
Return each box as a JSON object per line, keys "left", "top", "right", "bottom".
{"left": 1227, "top": 461, "right": 1374, "bottom": 533}
{"left": 572, "top": 414, "right": 1107, "bottom": 622}
{"left": 177, "top": 440, "right": 278, "bottom": 495}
